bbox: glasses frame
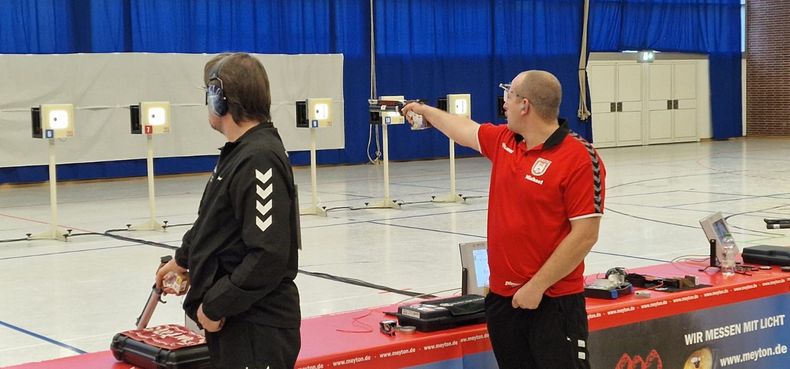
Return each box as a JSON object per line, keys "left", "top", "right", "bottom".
{"left": 498, "top": 83, "right": 527, "bottom": 101}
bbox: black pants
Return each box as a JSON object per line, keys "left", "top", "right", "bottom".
{"left": 485, "top": 292, "right": 590, "bottom": 369}
{"left": 205, "top": 318, "right": 300, "bottom": 369}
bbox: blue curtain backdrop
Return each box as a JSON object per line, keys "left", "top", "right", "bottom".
{"left": 589, "top": 0, "right": 742, "bottom": 139}
{"left": 0, "top": 0, "right": 743, "bottom": 183}
{"left": 375, "top": 0, "right": 585, "bottom": 160}
{"left": 0, "top": 0, "right": 76, "bottom": 53}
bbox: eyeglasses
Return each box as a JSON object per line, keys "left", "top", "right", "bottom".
{"left": 498, "top": 83, "right": 526, "bottom": 101}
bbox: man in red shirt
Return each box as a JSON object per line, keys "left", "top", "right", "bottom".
{"left": 402, "top": 70, "right": 604, "bottom": 369}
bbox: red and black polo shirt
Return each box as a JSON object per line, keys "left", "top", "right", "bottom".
{"left": 477, "top": 120, "right": 606, "bottom": 297}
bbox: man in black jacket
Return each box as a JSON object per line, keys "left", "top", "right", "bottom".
{"left": 156, "top": 52, "right": 301, "bottom": 369}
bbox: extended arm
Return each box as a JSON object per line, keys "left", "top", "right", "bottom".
{"left": 401, "top": 102, "right": 481, "bottom": 152}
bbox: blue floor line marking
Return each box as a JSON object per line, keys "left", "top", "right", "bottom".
{"left": 0, "top": 320, "right": 86, "bottom": 354}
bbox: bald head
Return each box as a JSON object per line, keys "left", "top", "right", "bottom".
{"left": 513, "top": 70, "right": 562, "bottom": 120}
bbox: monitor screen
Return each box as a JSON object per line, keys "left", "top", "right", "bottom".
{"left": 712, "top": 219, "right": 729, "bottom": 241}
{"left": 472, "top": 248, "right": 489, "bottom": 289}
{"left": 699, "top": 212, "right": 738, "bottom": 266}
{"left": 460, "top": 241, "right": 489, "bottom": 296}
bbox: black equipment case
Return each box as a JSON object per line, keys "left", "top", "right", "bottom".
{"left": 742, "top": 245, "right": 790, "bottom": 266}
{"left": 111, "top": 255, "right": 211, "bottom": 369}
{"left": 396, "top": 294, "right": 486, "bottom": 332}
{"left": 111, "top": 328, "right": 211, "bottom": 369}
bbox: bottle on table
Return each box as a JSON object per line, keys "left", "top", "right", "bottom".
{"left": 720, "top": 233, "right": 737, "bottom": 277}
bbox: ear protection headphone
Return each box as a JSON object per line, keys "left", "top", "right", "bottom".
{"left": 605, "top": 267, "right": 628, "bottom": 286}
{"left": 206, "top": 55, "right": 231, "bottom": 117}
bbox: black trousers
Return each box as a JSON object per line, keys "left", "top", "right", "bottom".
{"left": 485, "top": 292, "right": 590, "bottom": 369}
{"left": 205, "top": 318, "right": 300, "bottom": 369}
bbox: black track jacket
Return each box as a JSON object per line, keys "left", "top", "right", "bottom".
{"left": 175, "top": 122, "right": 300, "bottom": 328}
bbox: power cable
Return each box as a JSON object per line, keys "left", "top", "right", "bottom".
{"left": 605, "top": 206, "right": 786, "bottom": 238}
{"left": 391, "top": 287, "right": 461, "bottom": 306}
{"left": 604, "top": 207, "right": 698, "bottom": 229}
{"left": 366, "top": 0, "right": 382, "bottom": 165}
{"left": 5, "top": 225, "right": 431, "bottom": 298}
{"left": 0, "top": 237, "right": 31, "bottom": 243}
{"left": 723, "top": 205, "right": 790, "bottom": 237}
{"left": 297, "top": 268, "right": 434, "bottom": 298}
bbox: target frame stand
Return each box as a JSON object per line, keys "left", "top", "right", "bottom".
{"left": 365, "top": 95, "right": 407, "bottom": 209}
{"left": 296, "top": 98, "right": 333, "bottom": 216}
{"left": 432, "top": 94, "right": 471, "bottom": 204}
{"left": 127, "top": 101, "right": 171, "bottom": 231}
{"left": 29, "top": 104, "right": 75, "bottom": 241}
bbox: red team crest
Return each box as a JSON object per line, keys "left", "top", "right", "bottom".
{"left": 531, "top": 158, "right": 552, "bottom": 176}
